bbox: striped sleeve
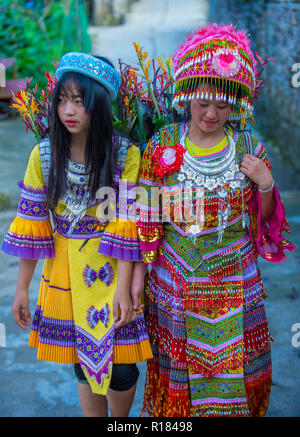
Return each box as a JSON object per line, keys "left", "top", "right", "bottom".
{"left": 247, "top": 135, "right": 295, "bottom": 262}
{"left": 136, "top": 135, "right": 164, "bottom": 265}
{"left": 97, "top": 144, "right": 142, "bottom": 261}
{"left": 1, "top": 145, "right": 54, "bottom": 259}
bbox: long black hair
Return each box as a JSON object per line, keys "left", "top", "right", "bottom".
{"left": 47, "top": 57, "right": 116, "bottom": 209}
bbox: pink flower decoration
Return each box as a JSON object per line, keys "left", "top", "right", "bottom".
{"left": 153, "top": 143, "right": 185, "bottom": 178}
{"left": 212, "top": 51, "right": 241, "bottom": 77}
{"left": 160, "top": 148, "right": 177, "bottom": 167}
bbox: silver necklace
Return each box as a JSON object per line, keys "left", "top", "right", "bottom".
{"left": 177, "top": 125, "right": 246, "bottom": 243}
{"left": 61, "top": 160, "right": 91, "bottom": 233}
{"left": 186, "top": 136, "right": 200, "bottom": 156}
{"left": 181, "top": 132, "right": 236, "bottom": 176}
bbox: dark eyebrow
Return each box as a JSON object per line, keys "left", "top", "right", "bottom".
{"left": 58, "top": 92, "right": 82, "bottom": 99}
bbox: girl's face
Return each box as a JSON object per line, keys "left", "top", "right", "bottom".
{"left": 57, "top": 82, "right": 90, "bottom": 136}
{"left": 189, "top": 85, "right": 232, "bottom": 136}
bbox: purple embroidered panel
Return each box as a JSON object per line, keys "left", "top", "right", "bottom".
{"left": 98, "top": 232, "right": 142, "bottom": 261}
{"left": 75, "top": 325, "right": 115, "bottom": 385}
{"left": 1, "top": 181, "right": 55, "bottom": 259}
{"left": 53, "top": 213, "right": 104, "bottom": 239}
{"left": 114, "top": 311, "right": 149, "bottom": 345}
{"left": 17, "top": 197, "right": 49, "bottom": 220}
{"left": 31, "top": 305, "right": 77, "bottom": 347}
{"left": 17, "top": 181, "right": 50, "bottom": 221}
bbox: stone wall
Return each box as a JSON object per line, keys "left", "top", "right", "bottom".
{"left": 209, "top": 0, "right": 300, "bottom": 175}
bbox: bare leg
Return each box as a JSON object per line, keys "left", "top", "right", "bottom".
{"left": 76, "top": 382, "right": 108, "bottom": 417}
{"left": 107, "top": 383, "right": 137, "bottom": 417}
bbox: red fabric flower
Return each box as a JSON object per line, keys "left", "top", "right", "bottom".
{"left": 153, "top": 143, "right": 185, "bottom": 178}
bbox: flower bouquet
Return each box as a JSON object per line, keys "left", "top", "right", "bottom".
{"left": 112, "top": 42, "right": 176, "bottom": 150}
{"left": 10, "top": 44, "right": 177, "bottom": 149}
{"left": 11, "top": 71, "right": 57, "bottom": 142}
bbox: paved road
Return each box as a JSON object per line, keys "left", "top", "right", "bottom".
{"left": 0, "top": 0, "right": 299, "bottom": 418}
{"left": 89, "top": 0, "right": 208, "bottom": 65}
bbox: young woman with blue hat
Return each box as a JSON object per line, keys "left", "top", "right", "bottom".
{"left": 2, "top": 52, "right": 152, "bottom": 417}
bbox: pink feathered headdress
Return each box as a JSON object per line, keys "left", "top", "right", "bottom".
{"left": 172, "top": 23, "right": 259, "bottom": 126}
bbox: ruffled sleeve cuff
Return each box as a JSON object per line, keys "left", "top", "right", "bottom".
{"left": 1, "top": 181, "right": 54, "bottom": 259}
{"left": 248, "top": 186, "right": 296, "bottom": 262}
{"left": 98, "top": 219, "right": 142, "bottom": 261}
{"left": 2, "top": 215, "right": 55, "bottom": 259}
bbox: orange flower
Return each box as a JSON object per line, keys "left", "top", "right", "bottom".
{"left": 11, "top": 102, "right": 27, "bottom": 116}
{"left": 11, "top": 93, "right": 29, "bottom": 117}
{"left": 130, "top": 68, "right": 143, "bottom": 79}
{"left": 133, "top": 41, "right": 143, "bottom": 61}
{"left": 20, "top": 89, "right": 29, "bottom": 105}
{"left": 143, "top": 59, "right": 151, "bottom": 80}
{"left": 166, "top": 54, "right": 173, "bottom": 69}
{"left": 157, "top": 57, "right": 167, "bottom": 73}
{"left": 30, "top": 98, "right": 38, "bottom": 115}
{"left": 142, "top": 50, "right": 148, "bottom": 63}
{"left": 133, "top": 41, "right": 149, "bottom": 66}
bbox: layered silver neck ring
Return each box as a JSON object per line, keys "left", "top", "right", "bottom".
{"left": 61, "top": 160, "right": 91, "bottom": 233}
{"left": 176, "top": 125, "right": 247, "bottom": 242}
{"left": 177, "top": 126, "right": 245, "bottom": 192}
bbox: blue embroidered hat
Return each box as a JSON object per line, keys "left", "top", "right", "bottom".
{"left": 55, "top": 52, "right": 121, "bottom": 101}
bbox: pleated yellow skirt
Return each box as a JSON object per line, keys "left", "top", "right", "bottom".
{"left": 29, "top": 232, "right": 152, "bottom": 394}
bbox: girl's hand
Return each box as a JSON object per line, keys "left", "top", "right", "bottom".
{"left": 131, "top": 262, "right": 147, "bottom": 311}
{"left": 13, "top": 258, "right": 37, "bottom": 330}
{"left": 113, "top": 285, "right": 136, "bottom": 329}
{"left": 240, "top": 154, "right": 273, "bottom": 190}
{"left": 12, "top": 288, "right": 31, "bottom": 330}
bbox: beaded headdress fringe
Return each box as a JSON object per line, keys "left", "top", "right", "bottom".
{"left": 172, "top": 24, "right": 258, "bottom": 125}
{"left": 173, "top": 76, "right": 253, "bottom": 121}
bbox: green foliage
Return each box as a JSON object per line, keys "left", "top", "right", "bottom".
{"left": 0, "top": 0, "right": 91, "bottom": 90}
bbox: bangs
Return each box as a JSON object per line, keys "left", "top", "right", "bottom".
{"left": 48, "top": 69, "right": 115, "bottom": 207}
{"left": 55, "top": 71, "right": 109, "bottom": 113}
{"left": 58, "top": 73, "right": 85, "bottom": 100}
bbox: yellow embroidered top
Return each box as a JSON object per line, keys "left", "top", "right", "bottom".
{"left": 1, "top": 138, "right": 153, "bottom": 396}
{"left": 2, "top": 140, "right": 142, "bottom": 261}
{"left": 185, "top": 127, "right": 232, "bottom": 157}
{"left": 185, "top": 135, "right": 227, "bottom": 157}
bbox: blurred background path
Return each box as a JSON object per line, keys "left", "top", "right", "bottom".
{"left": 89, "top": 0, "right": 208, "bottom": 64}
{"left": 0, "top": 0, "right": 299, "bottom": 418}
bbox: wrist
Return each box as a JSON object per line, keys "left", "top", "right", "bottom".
{"left": 258, "top": 178, "right": 274, "bottom": 193}
{"left": 115, "top": 285, "right": 130, "bottom": 297}
{"left": 16, "top": 286, "right": 29, "bottom": 294}
{"left": 133, "top": 261, "right": 147, "bottom": 271}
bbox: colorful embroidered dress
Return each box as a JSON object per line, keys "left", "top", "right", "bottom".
{"left": 2, "top": 133, "right": 152, "bottom": 395}
{"left": 137, "top": 122, "right": 295, "bottom": 417}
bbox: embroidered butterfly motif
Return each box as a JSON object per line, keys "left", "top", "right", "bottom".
{"left": 83, "top": 262, "right": 114, "bottom": 288}
{"left": 86, "top": 303, "right": 110, "bottom": 329}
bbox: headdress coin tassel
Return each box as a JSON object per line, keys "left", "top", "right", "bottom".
{"left": 172, "top": 24, "right": 258, "bottom": 128}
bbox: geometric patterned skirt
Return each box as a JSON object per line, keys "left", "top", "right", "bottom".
{"left": 141, "top": 259, "right": 272, "bottom": 417}
{"left": 28, "top": 232, "right": 153, "bottom": 395}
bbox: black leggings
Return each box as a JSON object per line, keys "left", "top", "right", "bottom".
{"left": 74, "top": 363, "right": 140, "bottom": 391}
